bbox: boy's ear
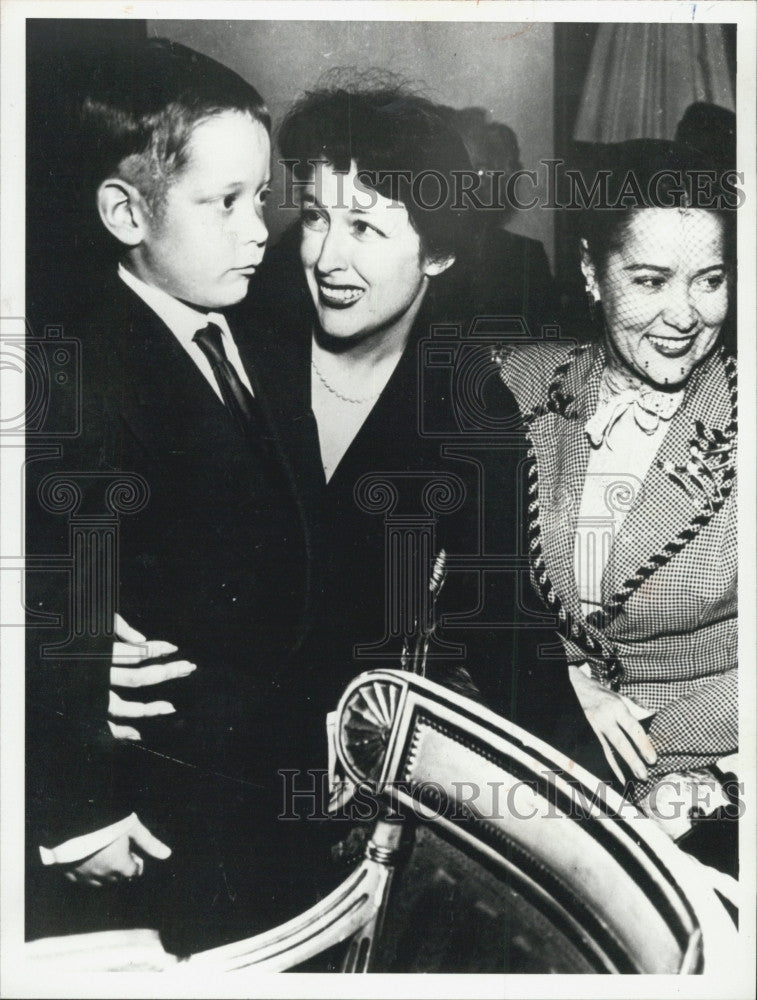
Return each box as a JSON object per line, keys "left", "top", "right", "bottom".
{"left": 423, "top": 253, "right": 456, "bottom": 278}
{"left": 96, "top": 178, "right": 152, "bottom": 247}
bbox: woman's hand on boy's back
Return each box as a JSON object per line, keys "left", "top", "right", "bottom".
{"left": 109, "top": 614, "right": 196, "bottom": 741}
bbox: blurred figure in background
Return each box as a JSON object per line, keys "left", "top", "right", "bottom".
{"left": 444, "top": 106, "right": 560, "bottom": 333}
{"left": 674, "top": 101, "right": 736, "bottom": 171}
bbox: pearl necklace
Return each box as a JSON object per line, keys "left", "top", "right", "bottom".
{"left": 310, "top": 348, "right": 387, "bottom": 405}
{"left": 310, "top": 356, "right": 382, "bottom": 405}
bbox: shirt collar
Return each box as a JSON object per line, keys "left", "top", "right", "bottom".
{"left": 118, "top": 264, "right": 230, "bottom": 345}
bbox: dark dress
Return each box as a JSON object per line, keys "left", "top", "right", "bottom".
{"left": 248, "top": 231, "right": 597, "bottom": 758}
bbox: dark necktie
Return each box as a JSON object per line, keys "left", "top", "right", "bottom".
{"left": 193, "top": 322, "right": 262, "bottom": 440}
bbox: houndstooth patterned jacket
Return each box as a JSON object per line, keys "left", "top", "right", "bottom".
{"left": 499, "top": 340, "right": 737, "bottom": 786}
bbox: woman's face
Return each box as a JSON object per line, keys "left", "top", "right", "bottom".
{"left": 299, "top": 161, "right": 452, "bottom": 348}
{"left": 586, "top": 208, "right": 729, "bottom": 389}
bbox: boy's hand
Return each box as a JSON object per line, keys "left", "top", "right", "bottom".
{"left": 109, "top": 613, "right": 196, "bottom": 741}
{"left": 63, "top": 819, "right": 171, "bottom": 886}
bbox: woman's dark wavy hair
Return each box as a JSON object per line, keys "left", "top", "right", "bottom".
{"left": 277, "top": 70, "right": 479, "bottom": 266}
{"left": 80, "top": 37, "right": 270, "bottom": 210}
{"left": 577, "top": 139, "right": 737, "bottom": 275}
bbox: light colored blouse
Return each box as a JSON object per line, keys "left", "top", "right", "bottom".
{"left": 574, "top": 366, "right": 684, "bottom": 618}
{"left": 573, "top": 366, "right": 684, "bottom": 719}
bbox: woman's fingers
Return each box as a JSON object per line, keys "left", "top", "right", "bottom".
{"left": 113, "top": 613, "right": 146, "bottom": 645}
{"left": 625, "top": 717, "right": 658, "bottom": 766}
{"left": 593, "top": 721, "right": 647, "bottom": 782}
{"left": 107, "top": 659, "right": 196, "bottom": 740}
{"left": 606, "top": 723, "right": 649, "bottom": 781}
{"left": 108, "top": 691, "right": 175, "bottom": 719}
{"left": 110, "top": 660, "right": 196, "bottom": 688}
{"left": 111, "top": 639, "right": 180, "bottom": 665}
{"left": 596, "top": 731, "right": 626, "bottom": 785}
{"left": 108, "top": 721, "right": 142, "bottom": 741}
{"left": 572, "top": 667, "right": 659, "bottom": 783}
{"left": 111, "top": 614, "right": 179, "bottom": 663}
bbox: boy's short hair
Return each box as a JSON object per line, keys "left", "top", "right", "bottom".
{"left": 81, "top": 37, "right": 269, "bottom": 209}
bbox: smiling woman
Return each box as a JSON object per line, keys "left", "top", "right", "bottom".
{"left": 244, "top": 78, "right": 593, "bottom": 779}
{"left": 499, "top": 140, "right": 738, "bottom": 871}
{"left": 584, "top": 209, "right": 729, "bottom": 386}
{"left": 299, "top": 162, "right": 451, "bottom": 351}
{"left": 275, "top": 80, "right": 477, "bottom": 479}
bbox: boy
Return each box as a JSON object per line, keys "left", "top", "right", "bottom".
{"left": 26, "top": 38, "right": 325, "bottom": 953}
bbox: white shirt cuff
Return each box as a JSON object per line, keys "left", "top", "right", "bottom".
{"left": 39, "top": 813, "right": 138, "bottom": 866}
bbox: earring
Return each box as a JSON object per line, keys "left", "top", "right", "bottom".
{"left": 585, "top": 286, "right": 600, "bottom": 323}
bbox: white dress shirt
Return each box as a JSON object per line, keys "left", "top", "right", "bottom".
{"left": 39, "top": 813, "right": 139, "bottom": 866}
{"left": 118, "top": 264, "right": 254, "bottom": 398}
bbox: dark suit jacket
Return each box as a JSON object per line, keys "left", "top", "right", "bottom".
{"left": 26, "top": 277, "right": 327, "bottom": 948}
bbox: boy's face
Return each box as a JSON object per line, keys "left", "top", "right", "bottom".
{"left": 138, "top": 111, "right": 270, "bottom": 309}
